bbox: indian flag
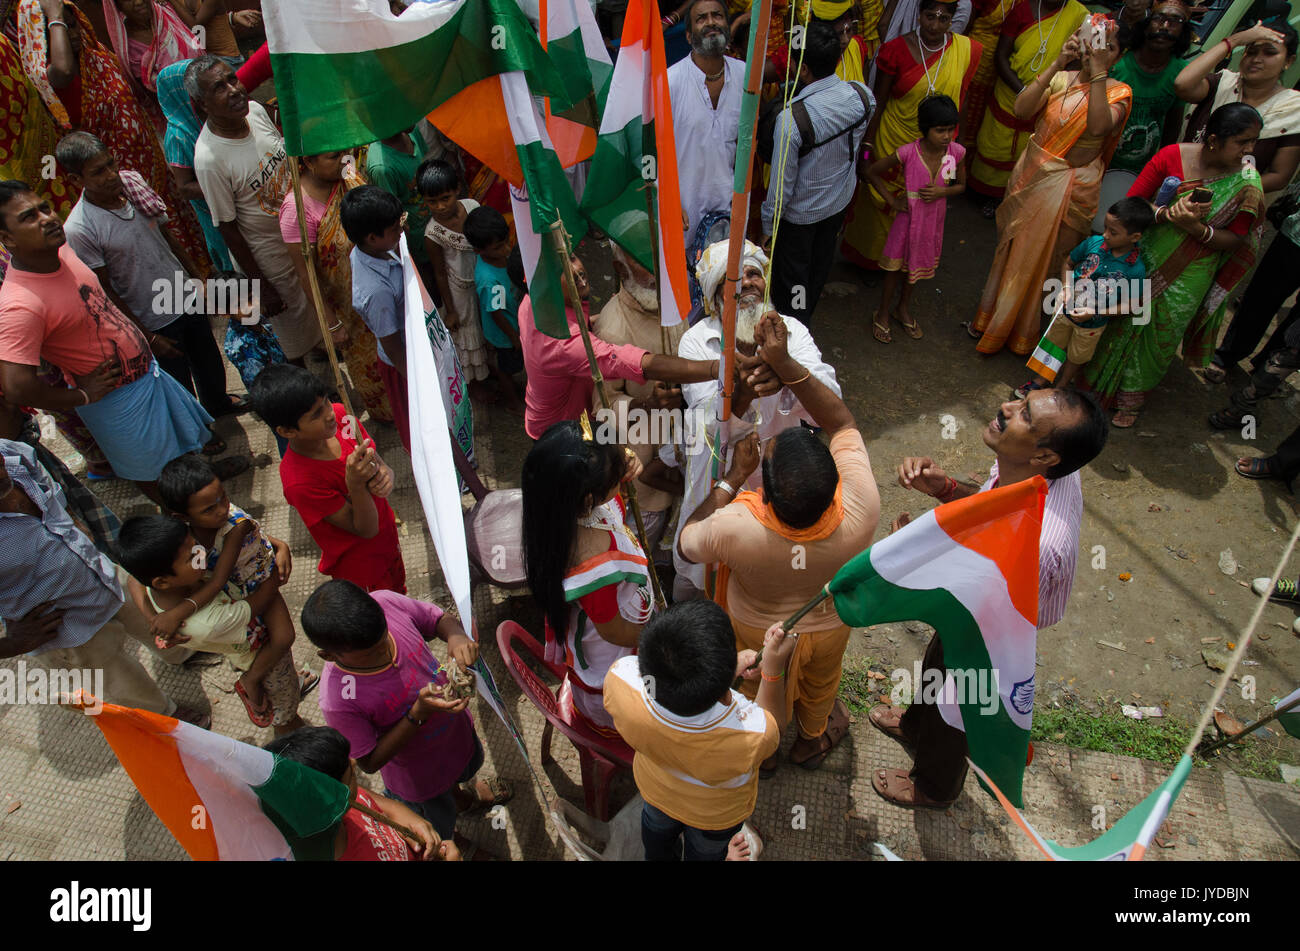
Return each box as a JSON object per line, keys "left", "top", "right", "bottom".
{"left": 1026, "top": 309, "right": 1067, "bottom": 383}
{"left": 828, "top": 477, "right": 1047, "bottom": 807}
{"left": 971, "top": 754, "right": 1192, "bottom": 860}
{"left": 579, "top": 0, "right": 691, "bottom": 327}
{"left": 1277, "top": 687, "right": 1300, "bottom": 739}
{"left": 264, "top": 0, "right": 565, "bottom": 155}
{"left": 542, "top": 0, "right": 613, "bottom": 168}
{"left": 70, "top": 697, "right": 349, "bottom": 860}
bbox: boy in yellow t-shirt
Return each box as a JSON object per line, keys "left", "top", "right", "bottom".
{"left": 603, "top": 600, "right": 797, "bottom": 860}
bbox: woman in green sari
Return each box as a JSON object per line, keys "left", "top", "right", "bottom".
{"left": 1084, "top": 103, "right": 1265, "bottom": 427}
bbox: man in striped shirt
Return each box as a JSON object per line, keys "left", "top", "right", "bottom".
{"left": 869, "top": 387, "right": 1107, "bottom": 809}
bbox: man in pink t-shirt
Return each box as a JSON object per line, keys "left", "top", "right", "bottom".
{"left": 0, "top": 182, "right": 215, "bottom": 503}
{"left": 518, "top": 293, "right": 722, "bottom": 441}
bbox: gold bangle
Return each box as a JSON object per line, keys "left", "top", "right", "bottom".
{"left": 779, "top": 369, "right": 811, "bottom": 386}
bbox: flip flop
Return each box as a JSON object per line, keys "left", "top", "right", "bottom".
{"left": 1235, "top": 456, "right": 1283, "bottom": 480}
{"left": 234, "top": 678, "right": 274, "bottom": 728}
{"left": 892, "top": 311, "right": 922, "bottom": 339}
{"left": 1208, "top": 407, "right": 1247, "bottom": 430}
{"left": 961, "top": 320, "right": 983, "bottom": 340}
{"left": 298, "top": 668, "right": 321, "bottom": 698}
{"left": 871, "top": 767, "right": 956, "bottom": 810}
{"left": 873, "top": 319, "right": 892, "bottom": 344}
{"left": 1111, "top": 408, "right": 1141, "bottom": 429}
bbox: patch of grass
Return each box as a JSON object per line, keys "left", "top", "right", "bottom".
{"left": 838, "top": 657, "right": 884, "bottom": 715}
{"left": 1032, "top": 697, "right": 1300, "bottom": 782}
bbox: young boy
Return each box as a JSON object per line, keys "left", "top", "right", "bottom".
{"left": 340, "top": 185, "right": 413, "bottom": 451}
{"left": 1017, "top": 196, "right": 1154, "bottom": 397}
{"left": 603, "top": 600, "right": 797, "bottom": 861}
{"left": 117, "top": 515, "right": 306, "bottom": 734}
{"left": 249, "top": 363, "right": 405, "bottom": 594}
{"left": 465, "top": 206, "right": 524, "bottom": 412}
{"left": 300, "top": 579, "right": 511, "bottom": 840}
{"left": 145, "top": 453, "right": 310, "bottom": 724}
{"left": 264, "top": 726, "right": 460, "bottom": 861}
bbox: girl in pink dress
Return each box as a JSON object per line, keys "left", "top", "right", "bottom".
{"left": 865, "top": 95, "right": 968, "bottom": 342}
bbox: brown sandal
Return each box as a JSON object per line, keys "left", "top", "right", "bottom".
{"left": 892, "top": 311, "right": 923, "bottom": 339}
{"left": 868, "top": 703, "right": 907, "bottom": 742}
{"left": 871, "top": 767, "right": 956, "bottom": 810}
{"left": 790, "top": 700, "right": 850, "bottom": 770}
{"left": 873, "top": 318, "right": 892, "bottom": 343}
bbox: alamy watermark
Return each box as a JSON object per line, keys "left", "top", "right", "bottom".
{"left": 150, "top": 270, "right": 262, "bottom": 320}
{"left": 0, "top": 662, "right": 103, "bottom": 713}
{"left": 1043, "top": 274, "right": 1152, "bottom": 325}
{"left": 592, "top": 402, "right": 710, "bottom": 458}
{"left": 890, "top": 661, "right": 1006, "bottom": 716}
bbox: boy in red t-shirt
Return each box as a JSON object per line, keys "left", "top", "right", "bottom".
{"left": 264, "top": 726, "right": 460, "bottom": 861}
{"left": 249, "top": 364, "right": 405, "bottom": 592}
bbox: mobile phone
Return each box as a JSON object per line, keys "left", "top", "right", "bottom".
{"left": 1190, "top": 187, "right": 1212, "bottom": 203}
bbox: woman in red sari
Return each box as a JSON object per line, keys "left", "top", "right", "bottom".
{"left": 17, "top": 0, "right": 210, "bottom": 272}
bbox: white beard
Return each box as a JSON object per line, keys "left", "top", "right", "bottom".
{"left": 623, "top": 279, "right": 659, "bottom": 313}
{"left": 735, "top": 299, "right": 764, "bottom": 346}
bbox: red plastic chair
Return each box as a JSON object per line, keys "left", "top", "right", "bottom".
{"left": 496, "top": 620, "right": 633, "bottom": 820}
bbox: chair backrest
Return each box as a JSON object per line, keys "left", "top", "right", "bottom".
{"left": 463, "top": 489, "right": 527, "bottom": 589}
{"left": 495, "top": 621, "right": 632, "bottom": 766}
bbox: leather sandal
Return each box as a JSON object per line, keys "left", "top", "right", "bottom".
{"left": 871, "top": 767, "right": 956, "bottom": 810}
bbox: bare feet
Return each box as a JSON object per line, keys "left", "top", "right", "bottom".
{"left": 726, "top": 831, "right": 750, "bottom": 861}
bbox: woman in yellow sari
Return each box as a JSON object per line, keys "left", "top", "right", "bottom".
{"left": 960, "top": 0, "right": 1014, "bottom": 148}
{"left": 970, "top": 20, "right": 1131, "bottom": 355}
{"left": 279, "top": 152, "right": 394, "bottom": 423}
{"left": 841, "top": 0, "right": 979, "bottom": 269}
{"left": 968, "top": 0, "right": 1088, "bottom": 206}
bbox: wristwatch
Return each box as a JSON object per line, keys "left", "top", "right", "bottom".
{"left": 714, "top": 479, "right": 737, "bottom": 498}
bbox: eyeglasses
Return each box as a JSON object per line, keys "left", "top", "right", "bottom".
{"left": 1151, "top": 13, "right": 1187, "bottom": 26}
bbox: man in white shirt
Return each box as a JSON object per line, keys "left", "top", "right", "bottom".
{"left": 188, "top": 55, "right": 321, "bottom": 362}
{"left": 667, "top": 0, "right": 745, "bottom": 242}
{"left": 657, "top": 238, "right": 840, "bottom": 601}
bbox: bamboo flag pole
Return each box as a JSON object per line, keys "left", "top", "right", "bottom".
{"left": 347, "top": 795, "right": 439, "bottom": 851}
{"left": 546, "top": 219, "right": 668, "bottom": 612}
{"left": 287, "top": 160, "right": 357, "bottom": 425}
{"left": 1197, "top": 692, "right": 1300, "bottom": 757}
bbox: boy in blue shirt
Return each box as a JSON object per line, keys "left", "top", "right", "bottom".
{"left": 1018, "top": 197, "right": 1155, "bottom": 397}
{"left": 466, "top": 207, "right": 524, "bottom": 413}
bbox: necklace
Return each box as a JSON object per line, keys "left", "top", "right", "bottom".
{"left": 578, "top": 500, "right": 642, "bottom": 551}
{"left": 1059, "top": 77, "right": 1090, "bottom": 127}
{"left": 1028, "top": 0, "right": 1063, "bottom": 74}
{"left": 916, "top": 31, "right": 950, "bottom": 96}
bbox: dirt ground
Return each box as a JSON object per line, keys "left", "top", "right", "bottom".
{"left": 548, "top": 195, "right": 1300, "bottom": 755}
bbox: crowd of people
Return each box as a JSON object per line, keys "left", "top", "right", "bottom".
{"left": 1, "top": 0, "right": 1297, "bottom": 861}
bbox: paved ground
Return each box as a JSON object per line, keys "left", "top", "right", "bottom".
{"left": 1, "top": 321, "right": 1297, "bottom": 861}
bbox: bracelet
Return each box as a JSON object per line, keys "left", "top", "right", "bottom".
{"left": 76, "top": 388, "right": 89, "bottom": 406}
{"left": 779, "top": 368, "right": 811, "bottom": 386}
{"left": 1223, "top": 36, "right": 1234, "bottom": 53}
{"left": 1090, "top": 74, "right": 1108, "bottom": 83}
{"left": 760, "top": 669, "right": 784, "bottom": 682}
{"left": 714, "top": 478, "right": 737, "bottom": 498}
{"left": 933, "top": 477, "right": 959, "bottom": 502}
{"left": 183, "top": 597, "right": 199, "bottom": 614}
{"left": 1203, "top": 225, "right": 1214, "bottom": 244}
{"left": 405, "top": 709, "right": 426, "bottom": 727}
{"left": 328, "top": 320, "right": 344, "bottom": 332}
{"left": 48, "top": 19, "right": 67, "bottom": 29}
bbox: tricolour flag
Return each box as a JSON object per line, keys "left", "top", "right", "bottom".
{"left": 264, "top": 0, "right": 564, "bottom": 156}
{"left": 542, "top": 0, "right": 613, "bottom": 168}
{"left": 71, "top": 697, "right": 349, "bottom": 860}
{"left": 579, "top": 0, "right": 691, "bottom": 327}
{"left": 1277, "top": 686, "right": 1300, "bottom": 739}
{"left": 1026, "top": 308, "right": 1067, "bottom": 383}
{"left": 971, "top": 754, "right": 1192, "bottom": 860}
{"left": 827, "top": 477, "right": 1047, "bottom": 807}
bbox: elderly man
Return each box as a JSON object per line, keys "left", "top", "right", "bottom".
{"left": 679, "top": 312, "right": 880, "bottom": 772}
{"left": 592, "top": 244, "right": 686, "bottom": 561}
{"left": 871, "top": 387, "right": 1107, "bottom": 808}
{"left": 660, "top": 238, "right": 840, "bottom": 603}
{"left": 762, "top": 20, "right": 873, "bottom": 325}
{"left": 667, "top": 0, "right": 745, "bottom": 242}
{"left": 0, "top": 440, "right": 208, "bottom": 726}
{"left": 189, "top": 55, "right": 322, "bottom": 363}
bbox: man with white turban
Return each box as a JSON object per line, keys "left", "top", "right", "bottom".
{"left": 660, "top": 238, "right": 840, "bottom": 603}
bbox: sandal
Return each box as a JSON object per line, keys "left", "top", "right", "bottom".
{"left": 961, "top": 320, "right": 983, "bottom": 340}
{"left": 457, "top": 775, "right": 513, "bottom": 814}
{"left": 1201, "top": 363, "right": 1228, "bottom": 384}
{"left": 298, "top": 668, "right": 320, "bottom": 698}
{"left": 201, "top": 435, "right": 227, "bottom": 456}
{"left": 234, "top": 678, "right": 274, "bottom": 728}
{"left": 871, "top": 767, "right": 956, "bottom": 810}
{"left": 1235, "top": 455, "right": 1283, "bottom": 480}
{"left": 1111, "top": 408, "right": 1141, "bottom": 428}
{"left": 173, "top": 705, "right": 212, "bottom": 730}
{"left": 873, "top": 318, "right": 892, "bottom": 344}
{"left": 790, "top": 700, "right": 850, "bottom": 770}
{"left": 1208, "top": 407, "right": 1246, "bottom": 430}
{"left": 868, "top": 703, "right": 908, "bottom": 744}
{"left": 892, "top": 311, "right": 922, "bottom": 339}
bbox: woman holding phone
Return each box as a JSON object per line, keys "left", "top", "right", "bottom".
{"left": 1083, "top": 102, "right": 1266, "bottom": 427}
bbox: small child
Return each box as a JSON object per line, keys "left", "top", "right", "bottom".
{"left": 1017, "top": 195, "right": 1153, "bottom": 399}
{"left": 249, "top": 363, "right": 406, "bottom": 594}
{"left": 117, "top": 515, "right": 306, "bottom": 735}
{"left": 465, "top": 206, "right": 525, "bottom": 413}
{"left": 301, "top": 580, "right": 512, "bottom": 841}
{"left": 603, "top": 600, "right": 797, "bottom": 861}
{"left": 147, "top": 452, "right": 310, "bottom": 725}
{"left": 864, "top": 95, "right": 966, "bottom": 343}
{"left": 341, "top": 184, "right": 412, "bottom": 451}
{"left": 264, "top": 726, "right": 459, "bottom": 861}
{"left": 417, "top": 158, "right": 494, "bottom": 404}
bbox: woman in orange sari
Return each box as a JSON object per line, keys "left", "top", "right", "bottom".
{"left": 970, "top": 20, "right": 1131, "bottom": 355}
{"left": 278, "top": 152, "right": 394, "bottom": 423}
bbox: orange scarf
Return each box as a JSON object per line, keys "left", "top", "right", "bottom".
{"left": 713, "top": 484, "right": 844, "bottom": 613}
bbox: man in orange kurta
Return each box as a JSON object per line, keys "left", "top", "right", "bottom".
{"left": 678, "top": 312, "right": 880, "bottom": 771}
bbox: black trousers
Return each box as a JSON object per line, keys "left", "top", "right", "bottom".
{"left": 769, "top": 207, "right": 846, "bottom": 327}
{"left": 898, "top": 632, "right": 968, "bottom": 802}
{"left": 1270, "top": 423, "right": 1300, "bottom": 484}
{"left": 155, "top": 313, "right": 235, "bottom": 417}
{"left": 1215, "top": 233, "right": 1300, "bottom": 372}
